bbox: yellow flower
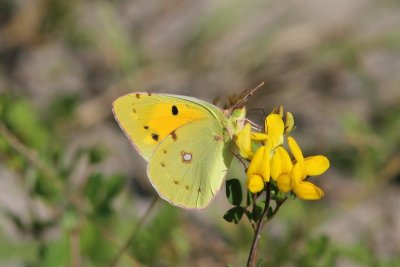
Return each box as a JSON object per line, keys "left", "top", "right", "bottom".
{"left": 235, "top": 107, "right": 328, "bottom": 199}
{"left": 270, "top": 146, "right": 293, "bottom": 193}
{"left": 235, "top": 113, "right": 284, "bottom": 160}
{"left": 265, "top": 114, "right": 284, "bottom": 149}
{"left": 271, "top": 105, "right": 295, "bottom": 134}
{"left": 246, "top": 145, "right": 271, "bottom": 193}
{"left": 247, "top": 174, "right": 264, "bottom": 194}
{"left": 236, "top": 110, "right": 300, "bottom": 195}
{"left": 270, "top": 137, "right": 330, "bottom": 200}
{"left": 235, "top": 125, "right": 268, "bottom": 160}
{"left": 235, "top": 123, "right": 254, "bottom": 159}
{"left": 288, "top": 137, "right": 329, "bottom": 200}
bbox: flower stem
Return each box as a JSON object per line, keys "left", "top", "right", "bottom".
{"left": 246, "top": 182, "right": 271, "bottom": 267}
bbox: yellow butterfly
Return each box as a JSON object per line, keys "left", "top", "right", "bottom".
{"left": 113, "top": 92, "right": 246, "bottom": 209}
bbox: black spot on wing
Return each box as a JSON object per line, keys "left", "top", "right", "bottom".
{"left": 172, "top": 105, "right": 178, "bottom": 115}
{"left": 151, "top": 133, "right": 159, "bottom": 141}
{"left": 144, "top": 125, "right": 149, "bottom": 130}
{"left": 135, "top": 94, "right": 140, "bottom": 99}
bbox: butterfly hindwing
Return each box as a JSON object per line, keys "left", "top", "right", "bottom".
{"left": 147, "top": 118, "right": 233, "bottom": 209}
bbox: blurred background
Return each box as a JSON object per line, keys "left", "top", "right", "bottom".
{"left": 1, "top": 0, "right": 400, "bottom": 266}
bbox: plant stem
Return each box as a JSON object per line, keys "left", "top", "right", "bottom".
{"left": 246, "top": 182, "right": 271, "bottom": 267}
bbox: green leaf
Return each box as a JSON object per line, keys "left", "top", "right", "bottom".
{"left": 223, "top": 206, "right": 244, "bottom": 224}
{"left": 226, "top": 178, "right": 242, "bottom": 206}
{"left": 84, "top": 173, "right": 124, "bottom": 218}
{"left": 103, "top": 174, "right": 125, "bottom": 203}
{"left": 84, "top": 173, "right": 103, "bottom": 206}
{"left": 252, "top": 203, "right": 263, "bottom": 222}
{"left": 47, "top": 94, "right": 78, "bottom": 122}
{"left": 41, "top": 235, "right": 70, "bottom": 267}
{"left": 245, "top": 210, "right": 252, "bottom": 223}
{"left": 246, "top": 191, "right": 253, "bottom": 207}
{"left": 33, "top": 172, "right": 60, "bottom": 201}
{"left": 307, "top": 235, "right": 329, "bottom": 257}
{"left": 81, "top": 222, "right": 115, "bottom": 264}
{"left": 250, "top": 201, "right": 266, "bottom": 222}
{"left": 266, "top": 206, "right": 274, "bottom": 220}
{"left": 5, "top": 99, "right": 48, "bottom": 150}
{"left": 88, "top": 146, "right": 107, "bottom": 164}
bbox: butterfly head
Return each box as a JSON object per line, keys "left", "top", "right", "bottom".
{"left": 224, "top": 107, "right": 246, "bottom": 138}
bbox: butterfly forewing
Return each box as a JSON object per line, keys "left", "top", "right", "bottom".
{"left": 112, "top": 93, "right": 222, "bottom": 160}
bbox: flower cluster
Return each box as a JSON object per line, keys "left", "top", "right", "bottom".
{"left": 235, "top": 107, "right": 330, "bottom": 200}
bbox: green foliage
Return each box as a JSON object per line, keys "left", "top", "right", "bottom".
{"left": 223, "top": 178, "right": 246, "bottom": 224}
{"left": 331, "top": 103, "right": 400, "bottom": 184}
{"left": 294, "top": 235, "right": 336, "bottom": 267}
{"left": 41, "top": 236, "right": 70, "bottom": 267}
{"left": 226, "top": 178, "right": 243, "bottom": 206}
{"left": 88, "top": 146, "right": 108, "bottom": 164}
{"left": 32, "top": 172, "right": 60, "bottom": 202}
{"left": 130, "top": 205, "right": 179, "bottom": 265}
{"left": 46, "top": 94, "right": 79, "bottom": 123}
{"left": 1, "top": 96, "right": 49, "bottom": 150}
{"left": 223, "top": 206, "right": 245, "bottom": 224}
{"left": 1, "top": 1, "right": 399, "bottom": 266}
{"left": 40, "top": 0, "right": 76, "bottom": 35}
{"left": 0, "top": 90, "right": 193, "bottom": 267}
{"left": 223, "top": 178, "right": 286, "bottom": 233}
{"left": 80, "top": 221, "right": 116, "bottom": 264}
{"left": 84, "top": 173, "right": 125, "bottom": 217}
{"left": 248, "top": 201, "right": 265, "bottom": 222}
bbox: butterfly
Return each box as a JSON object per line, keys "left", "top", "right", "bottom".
{"left": 112, "top": 91, "right": 251, "bottom": 209}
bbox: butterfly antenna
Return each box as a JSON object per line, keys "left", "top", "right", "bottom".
{"left": 232, "top": 82, "right": 265, "bottom": 110}
{"left": 245, "top": 118, "right": 262, "bottom": 131}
